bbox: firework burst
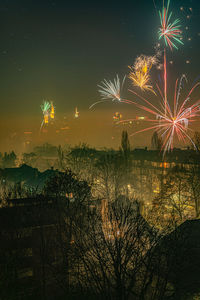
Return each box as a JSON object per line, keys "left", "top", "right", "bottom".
{"left": 128, "top": 54, "right": 159, "bottom": 94}
{"left": 127, "top": 76, "right": 200, "bottom": 155}
{"left": 92, "top": 0, "right": 199, "bottom": 155}
{"left": 128, "top": 66, "right": 156, "bottom": 95}
{"left": 89, "top": 75, "right": 126, "bottom": 109}
{"left": 158, "top": 0, "right": 183, "bottom": 50}
{"left": 134, "top": 54, "right": 158, "bottom": 71}
{"left": 41, "top": 101, "right": 51, "bottom": 114}
{"left": 40, "top": 100, "right": 51, "bottom": 130}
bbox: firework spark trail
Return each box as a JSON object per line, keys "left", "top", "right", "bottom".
{"left": 89, "top": 75, "right": 126, "bottom": 109}
{"left": 153, "top": 0, "right": 158, "bottom": 12}
{"left": 177, "top": 82, "right": 200, "bottom": 118}
{"left": 89, "top": 99, "right": 110, "bottom": 109}
{"left": 176, "top": 74, "right": 187, "bottom": 108}
{"left": 40, "top": 120, "right": 44, "bottom": 131}
{"left": 164, "top": 49, "right": 167, "bottom": 115}
{"left": 128, "top": 89, "right": 166, "bottom": 117}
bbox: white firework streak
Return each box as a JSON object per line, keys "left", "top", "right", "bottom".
{"left": 89, "top": 75, "right": 126, "bottom": 109}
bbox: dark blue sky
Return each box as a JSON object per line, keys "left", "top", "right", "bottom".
{"left": 0, "top": 0, "right": 199, "bottom": 113}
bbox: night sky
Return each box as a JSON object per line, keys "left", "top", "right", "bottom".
{"left": 0, "top": 0, "right": 200, "bottom": 151}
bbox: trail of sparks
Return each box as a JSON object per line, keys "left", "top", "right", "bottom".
{"left": 164, "top": 48, "right": 167, "bottom": 115}
{"left": 89, "top": 75, "right": 126, "bottom": 109}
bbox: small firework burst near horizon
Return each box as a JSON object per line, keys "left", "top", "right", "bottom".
{"left": 40, "top": 100, "right": 51, "bottom": 129}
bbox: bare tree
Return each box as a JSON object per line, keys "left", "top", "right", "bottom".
{"left": 22, "top": 152, "right": 37, "bottom": 167}
{"left": 151, "top": 132, "right": 162, "bottom": 151}
{"left": 73, "top": 198, "right": 164, "bottom": 300}
{"left": 187, "top": 164, "right": 200, "bottom": 218}
{"left": 42, "top": 170, "right": 91, "bottom": 296}
{"left": 192, "top": 131, "right": 200, "bottom": 151}
{"left": 152, "top": 166, "right": 194, "bottom": 225}
{"left": 121, "top": 130, "right": 130, "bottom": 155}
{"left": 67, "top": 144, "right": 97, "bottom": 185}
{"left": 57, "top": 145, "right": 66, "bottom": 171}
{"left": 94, "top": 151, "right": 125, "bottom": 201}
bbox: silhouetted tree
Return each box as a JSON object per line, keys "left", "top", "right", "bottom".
{"left": 72, "top": 198, "right": 169, "bottom": 300}
{"left": 67, "top": 143, "right": 97, "bottom": 184}
{"left": 43, "top": 169, "right": 90, "bottom": 202}
{"left": 94, "top": 151, "right": 125, "bottom": 201}
{"left": 34, "top": 143, "right": 58, "bottom": 157}
{"left": 151, "top": 132, "right": 162, "bottom": 151}
{"left": 2, "top": 151, "right": 17, "bottom": 168}
{"left": 43, "top": 170, "right": 91, "bottom": 295}
{"left": 121, "top": 130, "right": 130, "bottom": 154}
{"left": 22, "top": 152, "right": 37, "bottom": 167}
{"left": 192, "top": 131, "right": 200, "bottom": 151}
{"left": 153, "top": 166, "right": 193, "bottom": 225}
{"left": 57, "top": 145, "right": 65, "bottom": 170}
{"left": 187, "top": 165, "right": 200, "bottom": 218}
{"left": 120, "top": 131, "right": 133, "bottom": 197}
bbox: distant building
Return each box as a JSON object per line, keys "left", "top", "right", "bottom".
{"left": 50, "top": 102, "right": 55, "bottom": 120}
{"left": 74, "top": 107, "right": 79, "bottom": 118}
